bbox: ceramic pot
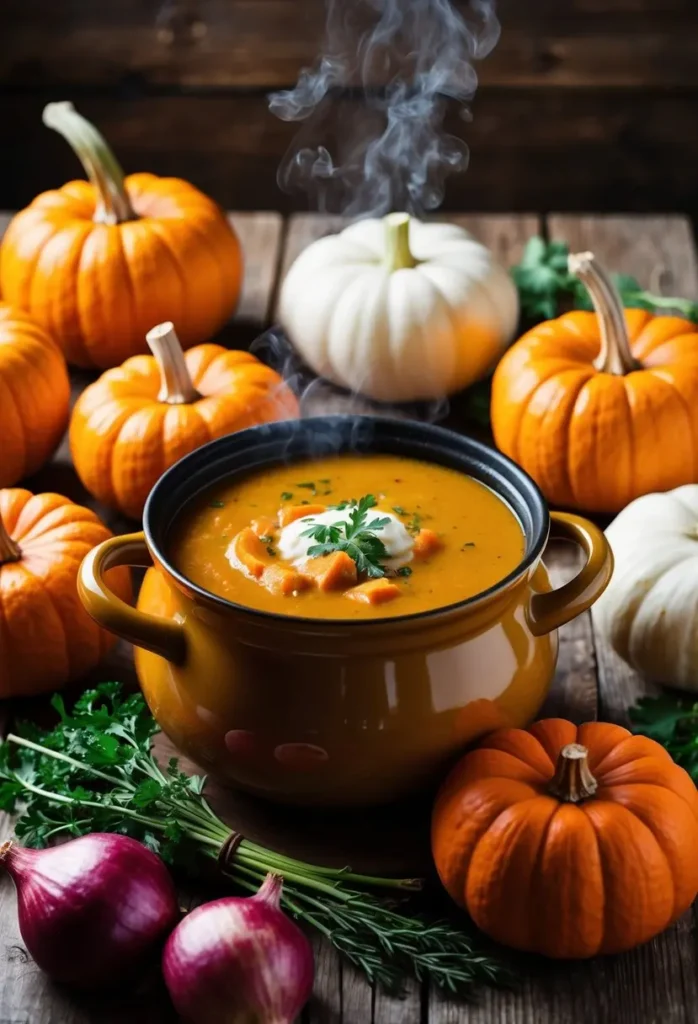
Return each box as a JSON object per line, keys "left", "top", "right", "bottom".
{"left": 78, "top": 416, "right": 612, "bottom": 806}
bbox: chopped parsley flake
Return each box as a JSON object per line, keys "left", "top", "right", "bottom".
{"left": 209, "top": 500, "right": 225, "bottom": 508}
{"left": 281, "top": 491, "right": 293, "bottom": 501}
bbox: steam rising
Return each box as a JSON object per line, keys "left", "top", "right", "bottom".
{"left": 270, "top": 0, "right": 500, "bottom": 216}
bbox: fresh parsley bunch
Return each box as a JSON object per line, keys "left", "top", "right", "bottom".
{"left": 301, "top": 494, "right": 391, "bottom": 578}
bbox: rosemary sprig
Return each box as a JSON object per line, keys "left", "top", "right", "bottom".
{"left": 301, "top": 494, "right": 391, "bottom": 578}
{"left": 0, "top": 683, "right": 509, "bottom": 994}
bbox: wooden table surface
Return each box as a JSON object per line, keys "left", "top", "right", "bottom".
{"left": 1, "top": 210, "right": 697, "bottom": 1024}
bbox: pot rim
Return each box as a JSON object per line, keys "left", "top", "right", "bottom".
{"left": 143, "top": 415, "right": 550, "bottom": 629}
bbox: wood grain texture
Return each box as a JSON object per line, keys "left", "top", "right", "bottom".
{"left": 3, "top": 0, "right": 698, "bottom": 89}
{"left": 3, "top": 91, "right": 698, "bottom": 217}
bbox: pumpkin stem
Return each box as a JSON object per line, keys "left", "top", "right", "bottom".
{"left": 568, "top": 251, "right": 639, "bottom": 375}
{"left": 146, "top": 322, "right": 201, "bottom": 404}
{"left": 0, "top": 515, "right": 21, "bottom": 565}
{"left": 548, "top": 743, "right": 598, "bottom": 803}
{"left": 42, "top": 102, "right": 136, "bottom": 226}
{"left": 384, "top": 213, "right": 418, "bottom": 272}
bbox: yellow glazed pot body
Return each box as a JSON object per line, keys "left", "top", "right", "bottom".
{"left": 78, "top": 417, "right": 612, "bottom": 807}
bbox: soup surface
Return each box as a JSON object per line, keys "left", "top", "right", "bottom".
{"left": 170, "top": 454, "right": 525, "bottom": 619}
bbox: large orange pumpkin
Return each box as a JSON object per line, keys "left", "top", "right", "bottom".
{"left": 0, "top": 489, "right": 132, "bottom": 698}
{"left": 70, "top": 321, "right": 299, "bottom": 520}
{"left": 0, "top": 102, "right": 242, "bottom": 369}
{"left": 491, "top": 252, "right": 698, "bottom": 514}
{"left": 431, "top": 718, "right": 698, "bottom": 958}
{"left": 0, "top": 303, "right": 70, "bottom": 487}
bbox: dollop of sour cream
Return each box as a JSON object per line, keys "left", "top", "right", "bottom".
{"left": 278, "top": 507, "right": 414, "bottom": 569}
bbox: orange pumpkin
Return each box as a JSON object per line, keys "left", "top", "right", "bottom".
{"left": 0, "top": 303, "right": 70, "bottom": 487}
{"left": 70, "top": 321, "right": 299, "bottom": 520}
{"left": 0, "top": 102, "right": 242, "bottom": 369}
{"left": 491, "top": 252, "right": 698, "bottom": 514}
{"left": 0, "top": 489, "right": 132, "bottom": 698}
{"left": 432, "top": 718, "right": 698, "bottom": 958}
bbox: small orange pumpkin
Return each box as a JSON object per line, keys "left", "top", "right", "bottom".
{"left": 70, "top": 321, "right": 299, "bottom": 519}
{"left": 0, "top": 102, "right": 242, "bottom": 369}
{"left": 491, "top": 252, "right": 698, "bottom": 514}
{"left": 432, "top": 718, "right": 698, "bottom": 958}
{"left": 0, "top": 303, "right": 70, "bottom": 487}
{"left": 0, "top": 489, "right": 132, "bottom": 698}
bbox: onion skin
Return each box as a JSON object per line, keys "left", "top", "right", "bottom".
{"left": 0, "top": 833, "right": 179, "bottom": 989}
{"left": 163, "top": 873, "right": 314, "bottom": 1024}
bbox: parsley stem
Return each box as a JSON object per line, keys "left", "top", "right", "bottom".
{"left": 6, "top": 734, "right": 135, "bottom": 792}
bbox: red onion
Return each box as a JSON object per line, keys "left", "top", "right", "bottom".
{"left": 0, "top": 833, "right": 179, "bottom": 989}
{"left": 163, "top": 873, "right": 314, "bottom": 1024}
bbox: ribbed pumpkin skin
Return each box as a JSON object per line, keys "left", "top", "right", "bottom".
{"left": 69, "top": 345, "right": 299, "bottom": 520}
{"left": 431, "top": 719, "right": 698, "bottom": 958}
{"left": 0, "top": 303, "right": 70, "bottom": 487}
{"left": 0, "top": 489, "right": 132, "bottom": 698}
{"left": 0, "top": 175, "right": 242, "bottom": 369}
{"left": 491, "top": 310, "right": 698, "bottom": 514}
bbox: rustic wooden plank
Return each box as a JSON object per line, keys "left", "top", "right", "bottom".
{"left": 3, "top": 0, "right": 698, "bottom": 89}
{"left": 227, "top": 211, "right": 283, "bottom": 329}
{"left": 340, "top": 964, "right": 373, "bottom": 1024}
{"left": 373, "top": 980, "right": 420, "bottom": 1024}
{"left": 3, "top": 91, "right": 698, "bottom": 217}
{"left": 307, "top": 939, "right": 342, "bottom": 1024}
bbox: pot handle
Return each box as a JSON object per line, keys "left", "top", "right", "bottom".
{"left": 79, "top": 532, "right": 187, "bottom": 664}
{"left": 528, "top": 512, "right": 613, "bottom": 636}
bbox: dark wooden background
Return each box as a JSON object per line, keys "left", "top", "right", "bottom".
{"left": 1, "top": 0, "right": 698, "bottom": 217}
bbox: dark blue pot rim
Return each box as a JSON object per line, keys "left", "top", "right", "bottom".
{"left": 143, "top": 415, "right": 550, "bottom": 627}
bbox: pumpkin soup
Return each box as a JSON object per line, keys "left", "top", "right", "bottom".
{"left": 171, "top": 454, "right": 525, "bottom": 619}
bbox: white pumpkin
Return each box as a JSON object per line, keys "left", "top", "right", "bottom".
{"left": 278, "top": 213, "right": 518, "bottom": 403}
{"left": 593, "top": 484, "right": 698, "bottom": 691}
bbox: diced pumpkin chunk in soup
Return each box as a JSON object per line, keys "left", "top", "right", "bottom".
{"left": 346, "top": 579, "right": 401, "bottom": 604}
{"left": 279, "top": 504, "right": 327, "bottom": 528}
{"left": 262, "top": 564, "right": 311, "bottom": 596}
{"left": 303, "top": 551, "right": 357, "bottom": 591}
{"left": 413, "top": 528, "right": 442, "bottom": 560}
{"left": 227, "top": 528, "right": 268, "bottom": 579}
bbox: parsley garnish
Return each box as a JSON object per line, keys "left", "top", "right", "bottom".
{"left": 392, "top": 506, "right": 407, "bottom": 516}
{"left": 297, "top": 481, "right": 318, "bottom": 496}
{"left": 301, "top": 495, "right": 391, "bottom": 578}
{"left": 397, "top": 566, "right": 412, "bottom": 577}
{"left": 259, "top": 534, "right": 274, "bottom": 544}
{"left": 0, "top": 682, "right": 510, "bottom": 994}
{"left": 209, "top": 500, "right": 225, "bottom": 508}
{"left": 462, "top": 541, "right": 475, "bottom": 549}
{"left": 406, "top": 512, "right": 423, "bottom": 535}
{"left": 266, "top": 546, "right": 276, "bottom": 557}
{"left": 281, "top": 491, "right": 293, "bottom": 501}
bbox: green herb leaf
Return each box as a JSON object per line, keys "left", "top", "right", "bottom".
{"left": 281, "top": 492, "right": 293, "bottom": 501}
{"left": 209, "top": 500, "right": 226, "bottom": 509}
{"left": 392, "top": 506, "right": 408, "bottom": 516}
{"left": 302, "top": 496, "right": 389, "bottom": 577}
{"left": 397, "top": 566, "right": 412, "bottom": 577}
